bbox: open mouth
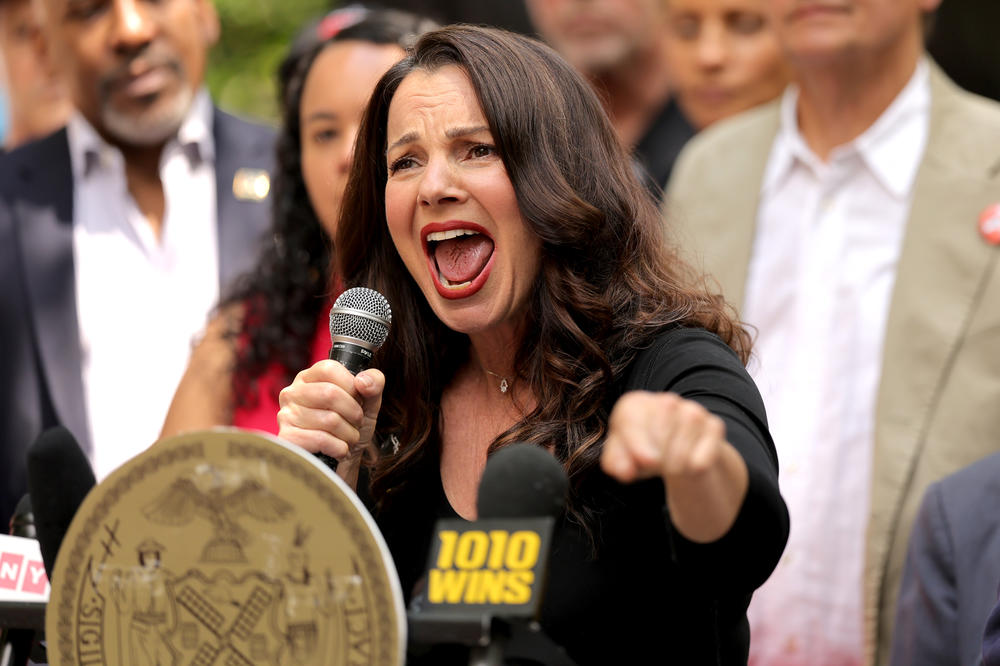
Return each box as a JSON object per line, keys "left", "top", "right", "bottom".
{"left": 106, "top": 58, "right": 180, "bottom": 101}
{"left": 422, "top": 222, "right": 496, "bottom": 299}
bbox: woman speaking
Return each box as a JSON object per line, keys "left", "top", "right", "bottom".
{"left": 277, "top": 25, "right": 788, "bottom": 664}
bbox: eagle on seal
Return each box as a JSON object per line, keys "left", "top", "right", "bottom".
{"left": 143, "top": 474, "right": 293, "bottom": 563}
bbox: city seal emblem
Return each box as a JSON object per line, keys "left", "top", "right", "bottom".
{"left": 45, "top": 428, "right": 405, "bottom": 666}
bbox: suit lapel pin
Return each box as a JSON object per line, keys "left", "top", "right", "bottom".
{"left": 979, "top": 204, "right": 1000, "bottom": 246}
{"left": 232, "top": 168, "right": 270, "bottom": 202}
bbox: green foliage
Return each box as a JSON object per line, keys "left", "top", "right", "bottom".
{"left": 207, "top": 0, "right": 333, "bottom": 125}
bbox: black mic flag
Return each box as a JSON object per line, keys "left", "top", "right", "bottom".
{"left": 25, "top": 426, "right": 96, "bottom": 580}
{"left": 407, "top": 444, "right": 575, "bottom": 664}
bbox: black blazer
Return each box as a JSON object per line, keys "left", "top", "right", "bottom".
{"left": 0, "top": 108, "right": 275, "bottom": 524}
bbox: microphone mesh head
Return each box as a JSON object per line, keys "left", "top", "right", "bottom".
{"left": 329, "top": 287, "right": 392, "bottom": 349}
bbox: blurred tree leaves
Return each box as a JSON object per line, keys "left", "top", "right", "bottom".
{"left": 207, "top": 0, "right": 333, "bottom": 125}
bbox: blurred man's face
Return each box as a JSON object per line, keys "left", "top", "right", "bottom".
{"left": 767, "top": 0, "right": 940, "bottom": 66}
{"left": 0, "top": 0, "right": 71, "bottom": 147}
{"left": 39, "top": 0, "right": 219, "bottom": 147}
{"left": 664, "top": 0, "right": 789, "bottom": 129}
{"left": 525, "top": 0, "right": 668, "bottom": 75}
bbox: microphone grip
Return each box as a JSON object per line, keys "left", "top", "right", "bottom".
{"left": 329, "top": 341, "right": 373, "bottom": 376}
{"left": 316, "top": 341, "right": 373, "bottom": 470}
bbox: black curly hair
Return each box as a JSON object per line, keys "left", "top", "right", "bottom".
{"left": 223, "top": 7, "right": 436, "bottom": 410}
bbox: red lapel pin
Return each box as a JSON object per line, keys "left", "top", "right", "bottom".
{"left": 979, "top": 204, "right": 1000, "bottom": 245}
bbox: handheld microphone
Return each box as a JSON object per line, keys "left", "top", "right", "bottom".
{"left": 317, "top": 287, "right": 392, "bottom": 470}
{"left": 25, "top": 426, "right": 96, "bottom": 580}
{"left": 408, "top": 444, "right": 575, "bottom": 665}
{"left": 328, "top": 286, "right": 392, "bottom": 375}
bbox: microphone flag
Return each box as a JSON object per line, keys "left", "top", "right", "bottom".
{"left": 418, "top": 517, "right": 554, "bottom": 617}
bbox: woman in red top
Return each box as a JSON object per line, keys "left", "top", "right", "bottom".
{"left": 161, "top": 7, "right": 435, "bottom": 436}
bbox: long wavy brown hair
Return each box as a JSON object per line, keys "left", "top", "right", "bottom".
{"left": 336, "top": 25, "right": 749, "bottom": 522}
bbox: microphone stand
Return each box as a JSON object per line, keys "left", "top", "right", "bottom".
{"left": 408, "top": 595, "right": 509, "bottom": 665}
{"left": 409, "top": 607, "right": 575, "bottom": 666}
{"left": 468, "top": 618, "right": 507, "bottom": 666}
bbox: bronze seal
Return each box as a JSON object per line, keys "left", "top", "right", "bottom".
{"left": 46, "top": 429, "right": 405, "bottom": 666}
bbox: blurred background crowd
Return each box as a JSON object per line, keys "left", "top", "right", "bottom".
{"left": 3, "top": 0, "right": 997, "bottom": 146}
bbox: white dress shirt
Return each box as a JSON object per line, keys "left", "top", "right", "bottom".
{"left": 69, "top": 90, "right": 219, "bottom": 481}
{"left": 744, "top": 61, "right": 931, "bottom": 665}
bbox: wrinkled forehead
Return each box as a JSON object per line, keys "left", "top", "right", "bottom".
{"left": 385, "top": 65, "right": 489, "bottom": 144}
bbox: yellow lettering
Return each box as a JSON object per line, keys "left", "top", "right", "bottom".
{"left": 487, "top": 531, "right": 508, "bottom": 570}
{"left": 503, "top": 570, "right": 534, "bottom": 604}
{"left": 436, "top": 530, "right": 459, "bottom": 569}
{"left": 483, "top": 570, "right": 507, "bottom": 604}
{"left": 428, "top": 569, "right": 468, "bottom": 603}
{"left": 463, "top": 570, "right": 505, "bottom": 604}
{"left": 506, "top": 532, "right": 541, "bottom": 570}
{"left": 456, "top": 531, "right": 489, "bottom": 569}
{"left": 464, "top": 570, "right": 483, "bottom": 603}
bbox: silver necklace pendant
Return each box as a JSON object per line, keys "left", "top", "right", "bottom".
{"left": 499, "top": 378, "right": 509, "bottom": 393}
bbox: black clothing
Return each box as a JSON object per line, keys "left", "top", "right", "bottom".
{"left": 633, "top": 97, "right": 695, "bottom": 202}
{"left": 376, "top": 328, "right": 788, "bottom": 665}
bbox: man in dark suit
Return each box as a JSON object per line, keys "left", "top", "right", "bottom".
{"left": 891, "top": 452, "right": 1000, "bottom": 666}
{"left": 0, "top": 0, "right": 274, "bottom": 524}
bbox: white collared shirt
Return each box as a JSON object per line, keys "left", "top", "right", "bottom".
{"left": 69, "top": 90, "right": 219, "bottom": 481}
{"left": 744, "top": 61, "right": 931, "bottom": 665}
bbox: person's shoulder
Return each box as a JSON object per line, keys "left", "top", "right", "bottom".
{"left": 645, "top": 325, "right": 731, "bottom": 348}
{"left": 929, "top": 452, "right": 1000, "bottom": 509}
{"left": 667, "top": 99, "right": 781, "bottom": 201}
{"left": 211, "top": 107, "right": 277, "bottom": 181}
{"left": 650, "top": 326, "right": 740, "bottom": 361}
{"left": 628, "top": 327, "right": 742, "bottom": 383}
{"left": 931, "top": 62, "right": 1000, "bottom": 122}
{"left": 676, "top": 100, "right": 781, "bottom": 169}
{"left": 212, "top": 107, "right": 277, "bottom": 144}
{"left": 928, "top": 62, "right": 1000, "bottom": 163}
{"left": 0, "top": 129, "right": 73, "bottom": 210}
{"left": 1, "top": 127, "right": 69, "bottom": 164}
{"left": 0, "top": 129, "right": 70, "bottom": 196}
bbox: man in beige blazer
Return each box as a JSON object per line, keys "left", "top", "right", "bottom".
{"left": 666, "top": 0, "right": 1000, "bottom": 663}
